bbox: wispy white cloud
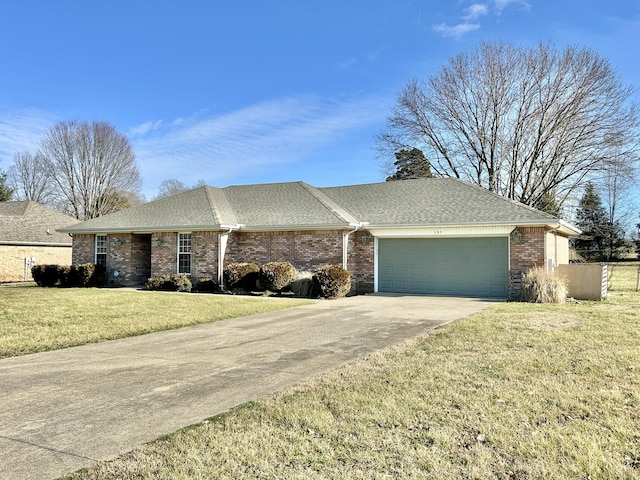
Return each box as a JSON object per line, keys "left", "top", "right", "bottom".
{"left": 495, "top": 0, "right": 531, "bottom": 13}
{"left": 0, "top": 108, "right": 56, "bottom": 167}
{"left": 433, "top": 0, "right": 530, "bottom": 38}
{"left": 128, "top": 119, "right": 163, "bottom": 136}
{"left": 433, "top": 22, "right": 481, "bottom": 38}
{"left": 130, "top": 94, "right": 388, "bottom": 195}
{"left": 464, "top": 3, "right": 489, "bottom": 20}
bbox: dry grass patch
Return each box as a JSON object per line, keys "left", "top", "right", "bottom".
{"left": 524, "top": 311, "right": 584, "bottom": 331}
{"left": 63, "top": 270, "right": 640, "bottom": 479}
{"left": 0, "top": 285, "right": 311, "bottom": 358}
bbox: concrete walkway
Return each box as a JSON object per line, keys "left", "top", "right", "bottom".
{"left": 0, "top": 294, "right": 497, "bottom": 480}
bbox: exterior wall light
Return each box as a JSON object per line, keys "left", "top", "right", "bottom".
{"left": 362, "top": 232, "right": 372, "bottom": 245}
{"left": 511, "top": 228, "right": 522, "bottom": 244}
{"left": 155, "top": 236, "right": 166, "bottom": 246}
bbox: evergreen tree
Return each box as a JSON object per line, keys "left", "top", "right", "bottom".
{"left": 0, "top": 171, "right": 13, "bottom": 201}
{"left": 534, "top": 191, "right": 562, "bottom": 217}
{"left": 386, "top": 148, "right": 434, "bottom": 181}
{"left": 574, "top": 182, "right": 624, "bottom": 261}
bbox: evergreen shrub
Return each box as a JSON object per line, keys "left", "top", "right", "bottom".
{"left": 194, "top": 277, "right": 219, "bottom": 293}
{"left": 32, "top": 264, "right": 60, "bottom": 287}
{"left": 223, "top": 262, "right": 259, "bottom": 291}
{"left": 146, "top": 274, "right": 192, "bottom": 292}
{"left": 290, "top": 271, "right": 318, "bottom": 298}
{"left": 259, "top": 261, "right": 296, "bottom": 292}
{"left": 313, "top": 265, "right": 351, "bottom": 299}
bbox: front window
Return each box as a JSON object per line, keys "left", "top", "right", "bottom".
{"left": 178, "top": 233, "right": 191, "bottom": 274}
{"left": 95, "top": 235, "right": 107, "bottom": 267}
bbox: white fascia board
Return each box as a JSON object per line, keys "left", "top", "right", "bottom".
{"left": 368, "top": 225, "right": 514, "bottom": 238}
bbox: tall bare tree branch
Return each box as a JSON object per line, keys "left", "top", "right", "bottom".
{"left": 7, "top": 151, "right": 52, "bottom": 203}
{"left": 41, "top": 120, "right": 141, "bottom": 220}
{"left": 377, "top": 41, "right": 640, "bottom": 212}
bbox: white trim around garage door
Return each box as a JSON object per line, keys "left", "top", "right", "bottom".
{"left": 372, "top": 225, "right": 514, "bottom": 293}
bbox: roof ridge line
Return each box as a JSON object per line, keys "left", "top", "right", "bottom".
{"left": 203, "top": 186, "right": 223, "bottom": 224}
{"left": 298, "top": 182, "right": 360, "bottom": 225}
{"left": 204, "top": 186, "right": 239, "bottom": 226}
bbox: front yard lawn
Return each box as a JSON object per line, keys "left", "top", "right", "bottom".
{"left": 0, "top": 286, "right": 311, "bottom": 358}
{"left": 62, "top": 264, "right": 640, "bottom": 479}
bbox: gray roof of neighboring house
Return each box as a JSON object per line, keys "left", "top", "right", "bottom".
{"left": 59, "top": 178, "right": 577, "bottom": 234}
{"left": 0, "top": 201, "right": 77, "bottom": 246}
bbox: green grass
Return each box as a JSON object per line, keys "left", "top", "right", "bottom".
{"left": 0, "top": 286, "right": 311, "bottom": 358}
{"left": 61, "top": 266, "right": 640, "bottom": 480}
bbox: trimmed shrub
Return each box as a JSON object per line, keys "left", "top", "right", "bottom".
{"left": 146, "top": 274, "right": 192, "bottom": 292}
{"left": 57, "top": 265, "right": 73, "bottom": 287}
{"left": 290, "top": 271, "right": 319, "bottom": 298}
{"left": 76, "top": 263, "right": 106, "bottom": 287}
{"left": 313, "top": 265, "right": 351, "bottom": 299}
{"left": 259, "top": 261, "right": 296, "bottom": 292}
{"left": 146, "top": 275, "right": 173, "bottom": 291}
{"left": 194, "top": 277, "right": 219, "bottom": 293}
{"left": 32, "top": 264, "right": 60, "bottom": 287}
{"left": 223, "top": 262, "right": 259, "bottom": 291}
{"left": 171, "top": 274, "right": 192, "bottom": 292}
{"left": 521, "top": 266, "right": 567, "bottom": 303}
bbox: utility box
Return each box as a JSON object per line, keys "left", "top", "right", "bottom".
{"left": 557, "top": 264, "right": 608, "bottom": 301}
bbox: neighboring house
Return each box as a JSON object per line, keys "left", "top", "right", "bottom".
{"left": 59, "top": 178, "right": 580, "bottom": 298}
{"left": 0, "top": 201, "right": 77, "bottom": 282}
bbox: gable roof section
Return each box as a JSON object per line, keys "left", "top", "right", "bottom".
{"left": 223, "top": 181, "right": 359, "bottom": 229}
{"left": 59, "top": 178, "right": 579, "bottom": 235}
{"left": 0, "top": 201, "right": 77, "bottom": 246}
{"left": 320, "top": 178, "right": 557, "bottom": 227}
{"left": 60, "top": 187, "right": 238, "bottom": 233}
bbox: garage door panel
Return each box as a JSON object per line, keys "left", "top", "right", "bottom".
{"left": 378, "top": 238, "right": 508, "bottom": 297}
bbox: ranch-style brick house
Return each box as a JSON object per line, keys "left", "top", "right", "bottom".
{"left": 59, "top": 178, "right": 580, "bottom": 298}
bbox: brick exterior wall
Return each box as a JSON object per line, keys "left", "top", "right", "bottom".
{"left": 226, "top": 230, "right": 343, "bottom": 271}
{"left": 509, "top": 226, "right": 547, "bottom": 300}
{"left": 72, "top": 234, "right": 94, "bottom": 266}
{"left": 68, "top": 226, "right": 552, "bottom": 297}
{"left": 0, "top": 245, "right": 72, "bottom": 282}
{"left": 150, "top": 232, "right": 178, "bottom": 277}
{"left": 223, "top": 229, "right": 374, "bottom": 295}
{"left": 509, "top": 227, "right": 546, "bottom": 270}
{"left": 191, "top": 231, "right": 219, "bottom": 280}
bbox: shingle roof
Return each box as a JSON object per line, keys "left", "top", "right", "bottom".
{"left": 224, "top": 182, "right": 359, "bottom": 229}
{"left": 320, "top": 178, "right": 557, "bottom": 226}
{"left": 61, "top": 187, "right": 235, "bottom": 233}
{"left": 0, "top": 201, "right": 77, "bottom": 245}
{"left": 60, "top": 178, "right": 573, "bottom": 234}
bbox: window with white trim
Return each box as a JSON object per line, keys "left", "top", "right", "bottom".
{"left": 95, "top": 235, "right": 107, "bottom": 267}
{"left": 178, "top": 233, "right": 192, "bottom": 274}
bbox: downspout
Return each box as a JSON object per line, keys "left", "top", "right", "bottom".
{"left": 342, "top": 222, "right": 369, "bottom": 270}
{"left": 218, "top": 224, "right": 242, "bottom": 289}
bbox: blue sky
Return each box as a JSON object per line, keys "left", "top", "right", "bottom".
{"left": 0, "top": 0, "right": 638, "bottom": 200}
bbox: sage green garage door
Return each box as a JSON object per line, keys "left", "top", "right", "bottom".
{"left": 378, "top": 237, "right": 509, "bottom": 297}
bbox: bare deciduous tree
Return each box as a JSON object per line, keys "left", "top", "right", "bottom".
{"left": 155, "top": 178, "right": 190, "bottom": 199}
{"left": 41, "top": 120, "right": 142, "bottom": 220}
{"left": 7, "top": 151, "right": 52, "bottom": 203}
{"left": 377, "top": 41, "right": 640, "bottom": 211}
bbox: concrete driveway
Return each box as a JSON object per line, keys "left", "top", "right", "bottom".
{"left": 0, "top": 293, "right": 497, "bottom": 480}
